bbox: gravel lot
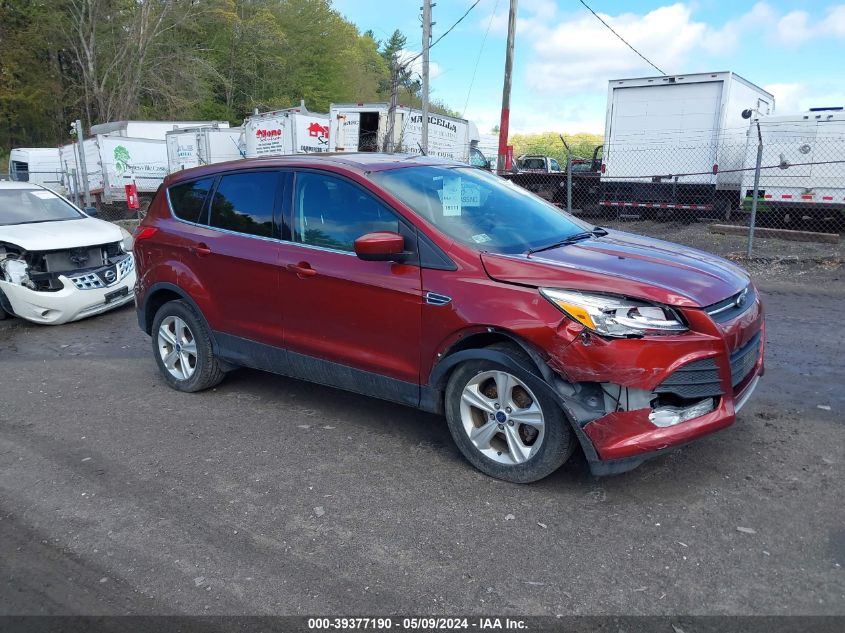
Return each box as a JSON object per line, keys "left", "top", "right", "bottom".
{"left": 0, "top": 266, "right": 843, "bottom": 616}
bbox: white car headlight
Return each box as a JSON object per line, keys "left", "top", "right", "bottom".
{"left": 540, "top": 288, "right": 687, "bottom": 338}
{"left": 119, "top": 227, "right": 134, "bottom": 252}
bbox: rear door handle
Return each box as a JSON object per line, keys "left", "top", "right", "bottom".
{"left": 193, "top": 243, "right": 212, "bottom": 257}
{"left": 287, "top": 262, "right": 317, "bottom": 278}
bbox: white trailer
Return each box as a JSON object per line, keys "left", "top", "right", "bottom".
{"left": 59, "top": 136, "right": 168, "bottom": 206}
{"left": 328, "top": 103, "right": 486, "bottom": 165}
{"left": 244, "top": 107, "right": 330, "bottom": 157}
{"left": 89, "top": 120, "right": 230, "bottom": 141}
{"left": 600, "top": 71, "right": 774, "bottom": 216}
{"left": 740, "top": 107, "right": 845, "bottom": 222}
{"left": 166, "top": 126, "right": 245, "bottom": 173}
{"left": 7, "top": 148, "right": 64, "bottom": 190}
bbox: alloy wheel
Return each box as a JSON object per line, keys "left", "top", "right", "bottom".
{"left": 157, "top": 315, "right": 198, "bottom": 381}
{"left": 459, "top": 370, "right": 545, "bottom": 465}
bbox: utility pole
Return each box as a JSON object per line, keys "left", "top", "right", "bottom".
{"left": 498, "top": 0, "right": 518, "bottom": 172}
{"left": 421, "top": 0, "right": 433, "bottom": 154}
{"left": 384, "top": 55, "right": 400, "bottom": 152}
{"left": 747, "top": 120, "right": 764, "bottom": 257}
{"left": 70, "top": 119, "right": 92, "bottom": 208}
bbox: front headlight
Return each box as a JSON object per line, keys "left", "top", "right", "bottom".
{"left": 540, "top": 288, "right": 687, "bottom": 338}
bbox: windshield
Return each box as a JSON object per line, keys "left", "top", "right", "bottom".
{"left": 0, "top": 188, "right": 83, "bottom": 226}
{"left": 369, "top": 166, "right": 587, "bottom": 254}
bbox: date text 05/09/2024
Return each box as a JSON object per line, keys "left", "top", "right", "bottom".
{"left": 307, "top": 617, "right": 528, "bottom": 630}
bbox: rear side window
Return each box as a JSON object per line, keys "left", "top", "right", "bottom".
{"left": 168, "top": 178, "right": 213, "bottom": 223}
{"left": 209, "top": 171, "right": 278, "bottom": 238}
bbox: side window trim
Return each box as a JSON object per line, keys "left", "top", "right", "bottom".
{"left": 203, "top": 168, "right": 282, "bottom": 240}
{"left": 166, "top": 176, "right": 215, "bottom": 224}
{"left": 290, "top": 168, "right": 416, "bottom": 256}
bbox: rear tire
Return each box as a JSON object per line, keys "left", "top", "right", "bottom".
{"left": 151, "top": 300, "right": 224, "bottom": 392}
{"left": 443, "top": 343, "right": 575, "bottom": 483}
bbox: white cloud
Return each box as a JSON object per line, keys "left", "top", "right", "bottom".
{"left": 397, "top": 50, "right": 442, "bottom": 81}
{"left": 465, "top": 101, "right": 605, "bottom": 136}
{"left": 764, "top": 82, "right": 845, "bottom": 115}
{"left": 523, "top": 4, "right": 709, "bottom": 94}
{"left": 503, "top": 2, "right": 845, "bottom": 97}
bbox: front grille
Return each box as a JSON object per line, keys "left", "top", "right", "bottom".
{"left": 69, "top": 255, "right": 134, "bottom": 290}
{"left": 654, "top": 356, "right": 723, "bottom": 399}
{"left": 705, "top": 285, "right": 756, "bottom": 324}
{"left": 656, "top": 330, "right": 762, "bottom": 400}
{"left": 730, "top": 331, "right": 761, "bottom": 388}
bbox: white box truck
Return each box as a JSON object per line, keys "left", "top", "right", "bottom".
{"left": 599, "top": 71, "right": 774, "bottom": 216}
{"left": 7, "top": 148, "right": 64, "bottom": 189}
{"left": 166, "top": 126, "right": 245, "bottom": 173}
{"left": 740, "top": 107, "right": 845, "bottom": 223}
{"left": 328, "top": 103, "right": 487, "bottom": 165}
{"left": 244, "top": 107, "right": 330, "bottom": 157}
{"left": 59, "top": 136, "right": 168, "bottom": 208}
{"left": 89, "top": 120, "right": 230, "bottom": 141}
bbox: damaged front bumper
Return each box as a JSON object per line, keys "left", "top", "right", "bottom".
{"left": 548, "top": 296, "right": 765, "bottom": 476}
{"left": 0, "top": 256, "right": 136, "bottom": 325}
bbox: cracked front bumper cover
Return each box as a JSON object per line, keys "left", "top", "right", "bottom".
{"left": 0, "top": 266, "right": 137, "bottom": 325}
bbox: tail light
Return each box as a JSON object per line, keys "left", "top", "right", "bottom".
{"left": 712, "top": 163, "right": 719, "bottom": 174}
{"left": 133, "top": 226, "right": 158, "bottom": 241}
{"left": 601, "top": 163, "right": 606, "bottom": 174}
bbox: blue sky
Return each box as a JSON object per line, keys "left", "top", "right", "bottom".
{"left": 332, "top": 0, "right": 845, "bottom": 135}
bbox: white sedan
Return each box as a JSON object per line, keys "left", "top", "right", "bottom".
{"left": 0, "top": 181, "right": 136, "bottom": 325}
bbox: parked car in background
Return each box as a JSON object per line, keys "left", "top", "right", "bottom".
{"left": 0, "top": 182, "right": 135, "bottom": 324}
{"left": 516, "top": 155, "right": 562, "bottom": 173}
{"left": 133, "top": 154, "right": 764, "bottom": 483}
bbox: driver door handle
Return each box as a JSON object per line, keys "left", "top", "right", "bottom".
{"left": 287, "top": 262, "right": 317, "bottom": 278}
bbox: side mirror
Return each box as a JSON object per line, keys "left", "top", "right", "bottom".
{"left": 354, "top": 231, "right": 408, "bottom": 262}
{"left": 84, "top": 206, "right": 98, "bottom": 217}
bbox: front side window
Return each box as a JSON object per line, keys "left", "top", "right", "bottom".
{"left": 293, "top": 172, "right": 399, "bottom": 252}
{"left": 168, "top": 178, "right": 214, "bottom": 223}
{"left": 209, "top": 172, "right": 278, "bottom": 238}
{"left": 369, "top": 166, "right": 587, "bottom": 254}
{"left": 0, "top": 188, "right": 83, "bottom": 226}
{"left": 550, "top": 159, "right": 561, "bottom": 172}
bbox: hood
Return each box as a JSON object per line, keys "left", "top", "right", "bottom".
{"left": 0, "top": 217, "right": 123, "bottom": 252}
{"left": 481, "top": 230, "right": 750, "bottom": 308}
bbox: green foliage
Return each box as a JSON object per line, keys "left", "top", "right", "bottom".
{"left": 510, "top": 132, "right": 604, "bottom": 163}
{"left": 0, "top": 0, "right": 428, "bottom": 147}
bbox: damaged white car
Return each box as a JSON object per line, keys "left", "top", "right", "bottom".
{"left": 0, "top": 182, "right": 135, "bottom": 325}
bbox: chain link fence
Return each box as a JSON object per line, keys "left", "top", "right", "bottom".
{"left": 495, "top": 133, "right": 845, "bottom": 259}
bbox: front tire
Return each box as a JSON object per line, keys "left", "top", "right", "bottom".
{"left": 151, "top": 300, "right": 224, "bottom": 392}
{"left": 444, "top": 345, "right": 575, "bottom": 483}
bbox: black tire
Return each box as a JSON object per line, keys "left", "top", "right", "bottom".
{"left": 150, "top": 300, "right": 224, "bottom": 392}
{"left": 444, "top": 343, "right": 575, "bottom": 483}
{"left": 0, "top": 288, "right": 10, "bottom": 320}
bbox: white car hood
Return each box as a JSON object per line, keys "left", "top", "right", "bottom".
{"left": 0, "top": 217, "right": 123, "bottom": 251}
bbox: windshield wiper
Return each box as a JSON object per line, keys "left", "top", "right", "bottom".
{"left": 527, "top": 226, "right": 607, "bottom": 256}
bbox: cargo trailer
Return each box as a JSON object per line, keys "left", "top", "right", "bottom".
{"left": 166, "top": 126, "right": 245, "bottom": 173}
{"left": 599, "top": 71, "right": 773, "bottom": 217}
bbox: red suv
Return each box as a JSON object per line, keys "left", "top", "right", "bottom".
{"left": 133, "top": 154, "right": 764, "bottom": 482}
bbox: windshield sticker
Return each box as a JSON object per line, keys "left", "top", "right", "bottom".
{"left": 471, "top": 233, "right": 492, "bottom": 244}
{"left": 31, "top": 191, "right": 56, "bottom": 199}
{"left": 440, "top": 177, "right": 463, "bottom": 216}
{"left": 439, "top": 178, "right": 481, "bottom": 216}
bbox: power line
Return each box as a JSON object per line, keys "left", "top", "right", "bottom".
{"left": 462, "top": 0, "right": 499, "bottom": 118}
{"left": 578, "top": 0, "right": 666, "bottom": 76}
{"left": 406, "top": 0, "right": 481, "bottom": 64}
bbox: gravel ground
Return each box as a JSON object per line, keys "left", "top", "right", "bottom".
{"left": 0, "top": 268, "right": 843, "bottom": 616}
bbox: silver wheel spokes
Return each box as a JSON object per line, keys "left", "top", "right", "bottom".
{"left": 459, "top": 370, "right": 545, "bottom": 466}
{"left": 157, "top": 316, "right": 197, "bottom": 381}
